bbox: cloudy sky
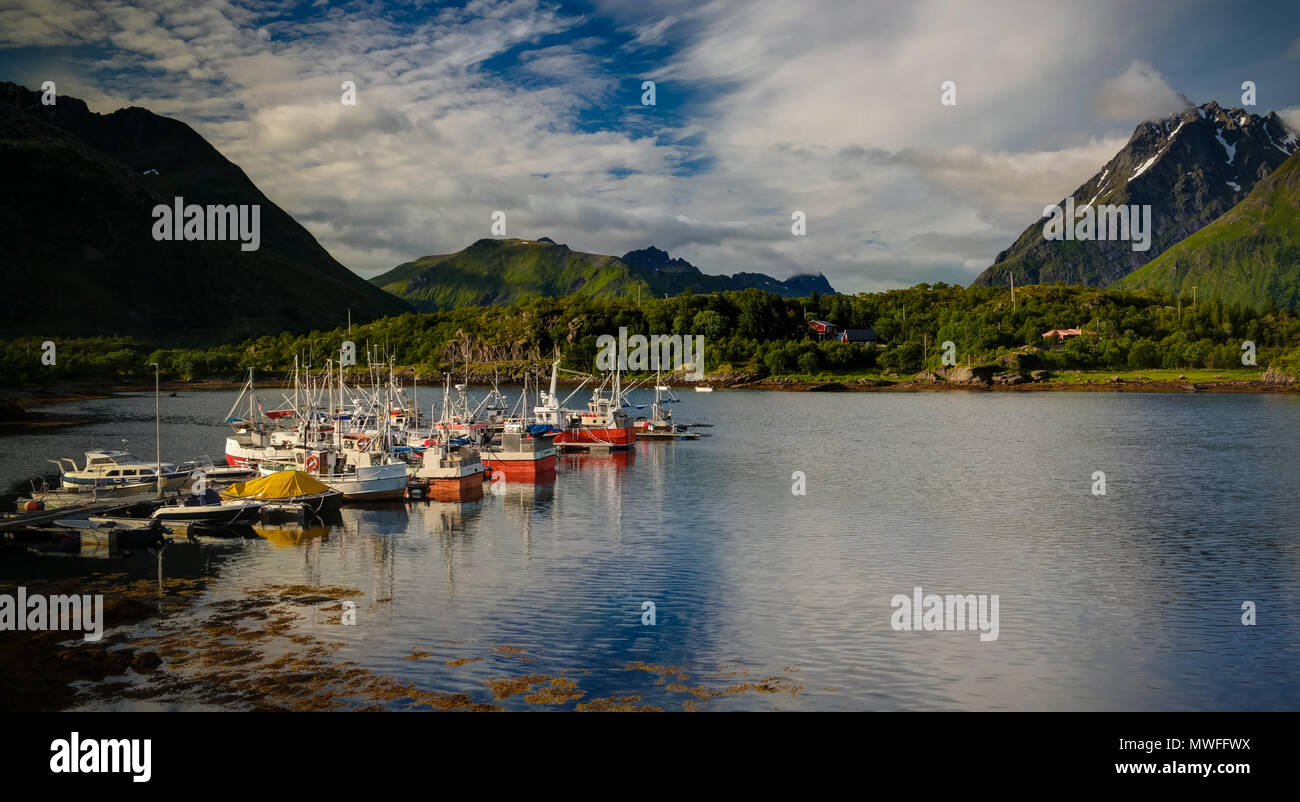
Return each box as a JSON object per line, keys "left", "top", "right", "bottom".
{"left": 2, "top": 0, "right": 1299, "bottom": 292}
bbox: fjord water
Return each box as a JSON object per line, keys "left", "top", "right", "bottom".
{"left": 2, "top": 388, "right": 1298, "bottom": 711}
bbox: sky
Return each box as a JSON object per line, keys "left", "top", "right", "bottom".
{"left": 2, "top": 0, "right": 1299, "bottom": 293}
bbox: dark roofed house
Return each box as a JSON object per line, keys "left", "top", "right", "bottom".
{"left": 840, "top": 328, "right": 879, "bottom": 344}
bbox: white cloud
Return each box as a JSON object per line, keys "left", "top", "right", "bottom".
{"left": 1092, "top": 60, "right": 1192, "bottom": 122}
{"left": 1, "top": 0, "right": 1222, "bottom": 293}
{"left": 1280, "top": 106, "right": 1300, "bottom": 133}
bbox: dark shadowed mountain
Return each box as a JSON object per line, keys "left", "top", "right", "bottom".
{"left": 0, "top": 82, "right": 409, "bottom": 341}
{"left": 371, "top": 240, "right": 836, "bottom": 312}
{"left": 972, "top": 101, "right": 1297, "bottom": 288}
{"left": 621, "top": 246, "right": 837, "bottom": 297}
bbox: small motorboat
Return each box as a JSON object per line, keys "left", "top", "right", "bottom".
{"left": 50, "top": 447, "right": 190, "bottom": 492}
{"left": 179, "top": 458, "right": 258, "bottom": 486}
{"left": 150, "top": 489, "right": 265, "bottom": 525}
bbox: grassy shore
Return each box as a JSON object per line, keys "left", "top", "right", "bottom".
{"left": 723, "top": 366, "right": 1296, "bottom": 392}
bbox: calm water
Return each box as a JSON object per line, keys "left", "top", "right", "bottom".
{"left": 2, "top": 387, "right": 1298, "bottom": 711}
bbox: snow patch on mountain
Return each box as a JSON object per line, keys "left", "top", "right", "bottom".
{"left": 1130, "top": 154, "right": 1159, "bottom": 181}
{"left": 1214, "top": 128, "right": 1237, "bottom": 165}
{"left": 1226, "top": 180, "right": 1241, "bottom": 191}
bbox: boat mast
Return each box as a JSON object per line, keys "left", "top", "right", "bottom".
{"left": 151, "top": 361, "right": 162, "bottom": 499}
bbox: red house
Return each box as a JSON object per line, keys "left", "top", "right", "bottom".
{"left": 809, "top": 320, "right": 838, "bottom": 339}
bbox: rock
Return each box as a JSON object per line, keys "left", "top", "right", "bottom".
{"left": 1030, "top": 369, "right": 1051, "bottom": 382}
{"left": 132, "top": 651, "right": 163, "bottom": 673}
{"left": 992, "top": 372, "right": 1027, "bottom": 385}
{"left": 913, "top": 370, "right": 944, "bottom": 384}
{"left": 1177, "top": 374, "right": 1187, "bottom": 380}
{"left": 1107, "top": 375, "right": 1124, "bottom": 384}
{"left": 945, "top": 366, "right": 993, "bottom": 386}
{"left": 1262, "top": 366, "right": 1298, "bottom": 386}
{"left": 808, "top": 382, "right": 847, "bottom": 392}
{"left": 997, "top": 351, "right": 1042, "bottom": 372}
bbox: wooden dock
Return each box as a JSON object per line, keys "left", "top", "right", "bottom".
{"left": 0, "top": 500, "right": 150, "bottom": 532}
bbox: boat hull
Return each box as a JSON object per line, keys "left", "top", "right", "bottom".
{"left": 481, "top": 453, "right": 557, "bottom": 482}
{"left": 553, "top": 427, "right": 636, "bottom": 449}
{"left": 152, "top": 502, "right": 264, "bottom": 525}
{"left": 427, "top": 473, "right": 486, "bottom": 502}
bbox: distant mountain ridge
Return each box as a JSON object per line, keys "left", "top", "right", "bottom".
{"left": 0, "top": 82, "right": 409, "bottom": 341}
{"left": 370, "top": 239, "right": 836, "bottom": 312}
{"left": 972, "top": 101, "right": 1297, "bottom": 288}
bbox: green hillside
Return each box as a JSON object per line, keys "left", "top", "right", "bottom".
{"left": 371, "top": 238, "right": 651, "bottom": 311}
{"left": 1114, "top": 153, "right": 1300, "bottom": 310}
{"left": 371, "top": 239, "right": 838, "bottom": 312}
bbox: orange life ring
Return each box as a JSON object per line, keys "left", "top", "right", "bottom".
{"left": 304, "top": 455, "right": 320, "bottom": 472}
{"left": 356, "top": 437, "right": 371, "bottom": 453}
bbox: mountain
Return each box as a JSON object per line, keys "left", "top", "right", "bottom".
{"left": 1113, "top": 152, "right": 1300, "bottom": 310}
{"left": 0, "top": 82, "right": 408, "bottom": 341}
{"left": 371, "top": 240, "right": 836, "bottom": 311}
{"left": 620, "top": 246, "right": 836, "bottom": 297}
{"left": 369, "top": 238, "right": 649, "bottom": 311}
{"left": 972, "top": 102, "right": 1297, "bottom": 288}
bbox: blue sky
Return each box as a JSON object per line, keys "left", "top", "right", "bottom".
{"left": 2, "top": 0, "right": 1298, "bottom": 292}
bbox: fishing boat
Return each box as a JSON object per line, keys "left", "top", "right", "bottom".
{"left": 481, "top": 421, "right": 558, "bottom": 481}
{"left": 636, "top": 375, "right": 701, "bottom": 440}
{"left": 533, "top": 360, "right": 635, "bottom": 450}
{"left": 223, "top": 370, "right": 316, "bottom": 467}
{"left": 150, "top": 489, "right": 265, "bottom": 525}
{"left": 50, "top": 446, "right": 190, "bottom": 492}
{"left": 413, "top": 440, "right": 486, "bottom": 501}
{"left": 694, "top": 385, "right": 715, "bottom": 392}
{"left": 411, "top": 380, "right": 488, "bottom": 500}
{"left": 219, "top": 470, "right": 343, "bottom": 516}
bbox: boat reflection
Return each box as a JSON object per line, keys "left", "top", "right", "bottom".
{"left": 253, "top": 521, "right": 331, "bottom": 548}
{"left": 419, "top": 498, "right": 483, "bottom": 535}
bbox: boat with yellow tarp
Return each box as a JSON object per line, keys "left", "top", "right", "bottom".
{"left": 219, "top": 470, "right": 343, "bottom": 516}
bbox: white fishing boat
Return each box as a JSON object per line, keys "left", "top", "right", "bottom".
{"left": 412, "top": 378, "right": 488, "bottom": 501}
{"left": 636, "top": 372, "right": 700, "bottom": 440}
{"left": 694, "top": 385, "right": 714, "bottom": 392}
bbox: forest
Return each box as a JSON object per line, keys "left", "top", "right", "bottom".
{"left": 3, "top": 283, "right": 1298, "bottom": 386}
